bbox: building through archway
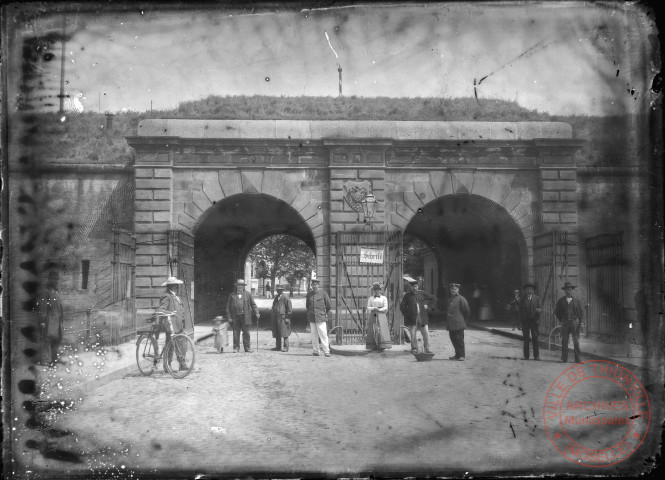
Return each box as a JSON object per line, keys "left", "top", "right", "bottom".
{"left": 194, "top": 193, "right": 316, "bottom": 321}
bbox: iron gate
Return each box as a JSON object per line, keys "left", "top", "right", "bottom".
{"left": 111, "top": 229, "right": 136, "bottom": 344}
{"left": 533, "top": 231, "right": 569, "bottom": 337}
{"left": 335, "top": 230, "right": 403, "bottom": 344}
{"left": 584, "top": 232, "right": 624, "bottom": 342}
{"left": 168, "top": 230, "right": 195, "bottom": 334}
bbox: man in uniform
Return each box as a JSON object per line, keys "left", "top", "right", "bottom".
{"left": 446, "top": 282, "right": 470, "bottom": 361}
{"left": 400, "top": 276, "right": 437, "bottom": 354}
{"left": 306, "top": 278, "right": 331, "bottom": 357}
{"left": 226, "top": 279, "right": 260, "bottom": 353}
{"left": 271, "top": 284, "right": 292, "bottom": 352}
{"left": 519, "top": 283, "right": 542, "bottom": 360}
{"left": 158, "top": 276, "right": 187, "bottom": 370}
{"left": 554, "top": 281, "right": 584, "bottom": 363}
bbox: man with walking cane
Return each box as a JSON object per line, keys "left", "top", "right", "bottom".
{"left": 226, "top": 279, "right": 260, "bottom": 353}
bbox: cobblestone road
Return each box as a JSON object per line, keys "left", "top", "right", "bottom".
{"left": 33, "top": 328, "right": 656, "bottom": 478}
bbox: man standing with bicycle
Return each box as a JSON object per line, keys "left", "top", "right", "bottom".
{"left": 159, "top": 276, "right": 188, "bottom": 370}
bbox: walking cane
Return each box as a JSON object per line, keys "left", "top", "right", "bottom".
{"left": 257, "top": 312, "right": 259, "bottom": 351}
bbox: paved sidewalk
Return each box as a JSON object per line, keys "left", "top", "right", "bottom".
{"left": 468, "top": 320, "right": 658, "bottom": 373}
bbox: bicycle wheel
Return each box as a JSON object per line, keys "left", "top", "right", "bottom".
{"left": 136, "top": 334, "right": 159, "bottom": 376}
{"left": 164, "top": 334, "right": 196, "bottom": 379}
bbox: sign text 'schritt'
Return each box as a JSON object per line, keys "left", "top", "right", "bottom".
{"left": 360, "top": 247, "right": 384, "bottom": 264}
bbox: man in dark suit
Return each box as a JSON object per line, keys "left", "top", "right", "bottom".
{"left": 271, "top": 284, "right": 292, "bottom": 352}
{"left": 554, "top": 282, "right": 584, "bottom": 363}
{"left": 519, "top": 283, "right": 542, "bottom": 360}
{"left": 226, "top": 279, "right": 260, "bottom": 353}
{"left": 399, "top": 276, "right": 437, "bottom": 354}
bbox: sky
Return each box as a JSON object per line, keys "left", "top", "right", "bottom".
{"left": 9, "top": 2, "right": 659, "bottom": 116}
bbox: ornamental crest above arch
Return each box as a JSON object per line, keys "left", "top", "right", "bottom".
{"left": 343, "top": 179, "right": 372, "bottom": 213}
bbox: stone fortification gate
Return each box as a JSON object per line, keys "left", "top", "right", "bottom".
{"left": 126, "top": 120, "right": 583, "bottom": 326}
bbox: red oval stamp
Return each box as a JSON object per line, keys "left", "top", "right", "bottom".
{"left": 543, "top": 360, "right": 650, "bottom": 467}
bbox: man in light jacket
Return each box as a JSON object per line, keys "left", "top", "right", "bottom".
{"left": 306, "top": 279, "right": 331, "bottom": 357}
{"left": 226, "top": 279, "right": 260, "bottom": 353}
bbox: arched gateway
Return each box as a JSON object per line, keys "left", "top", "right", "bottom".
{"left": 126, "top": 119, "right": 583, "bottom": 337}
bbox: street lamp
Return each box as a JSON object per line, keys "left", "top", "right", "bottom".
{"left": 362, "top": 193, "right": 377, "bottom": 224}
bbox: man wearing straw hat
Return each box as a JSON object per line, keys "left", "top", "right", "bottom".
{"left": 226, "top": 279, "right": 260, "bottom": 353}
{"left": 159, "top": 276, "right": 187, "bottom": 370}
{"left": 554, "top": 281, "right": 584, "bottom": 363}
{"left": 400, "top": 276, "right": 437, "bottom": 354}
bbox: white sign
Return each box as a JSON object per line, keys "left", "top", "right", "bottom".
{"left": 360, "top": 247, "right": 384, "bottom": 264}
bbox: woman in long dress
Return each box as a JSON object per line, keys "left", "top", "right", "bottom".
{"left": 366, "top": 282, "right": 393, "bottom": 351}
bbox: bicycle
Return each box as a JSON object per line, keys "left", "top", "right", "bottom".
{"left": 136, "top": 312, "right": 196, "bottom": 379}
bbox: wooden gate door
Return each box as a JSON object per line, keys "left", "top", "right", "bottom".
{"left": 168, "top": 230, "right": 195, "bottom": 335}
{"left": 584, "top": 232, "right": 624, "bottom": 342}
{"left": 533, "top": 231, "right": 569, "bottom": 337}
{"left": 111, "top": 229, "right": 136, "bottom": 344}
{"left": 335, "top": 230, "right": 403, "bottom": 344}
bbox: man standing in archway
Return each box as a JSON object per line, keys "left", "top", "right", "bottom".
{"left": 226, "top": 279, "right": 260, "bottom": 353}
{"left": 271, "top": 284, "right": 292, "bottom": 352}
{"left": 519, "top": 283, "right": 542, "bottom": 360}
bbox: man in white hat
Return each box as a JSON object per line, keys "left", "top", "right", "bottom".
{"left": 226, "top": 279, "right": 260, "bottom": 353}
{"left": 400, "top": 276, "right": 437, "bottom": 354}
{"left": 159, "top": 276, "right": 187, "bottom": 370}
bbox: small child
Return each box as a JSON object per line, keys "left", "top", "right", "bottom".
{"left": 212, "top": 316, "right": 229, "bottom": 353}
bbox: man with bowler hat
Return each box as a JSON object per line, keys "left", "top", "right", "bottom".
{"left": 400, "top": 276, "right": 437, "bottom": 354}
{"left": 519, "top": 283, "right": 542, "bottom": 360}
{"left": 306, "top": 278, "right": 332, "bottom": 357}
{"left": 446, "top": 282, "right": 470, "bottom": 361}
{"left": 271, "top": 284, "right": 292, "bottom": 352}
{"left": 37, "top": 270, "right": 64, "bottom": 366}
{"left": 226, "top": 279, "right": 260, "bottom": 353}
{"left": 554, "top": 282, "right": 584, "bottom": 363}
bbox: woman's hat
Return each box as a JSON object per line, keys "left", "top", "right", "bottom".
{"left": 161, "top": 276, "right": 184, "bottom": 286}
{"left": 522, "top": 283, "right": 537, "bottom": 290}
{"left": 561, "top": 282, "right": 577, "bottom": 290}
